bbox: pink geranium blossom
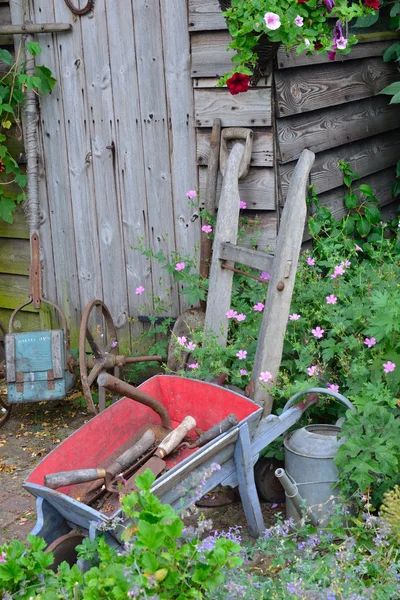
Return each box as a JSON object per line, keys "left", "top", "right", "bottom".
{"left": 186, "top": 342, "right": 196, "bottom": 352}
{"left": 177, "top": 336, "right": 187, "bottom": 346}
{"left": 306, "top": 257, "right": 315, "bottom": 266}
{"left": 188, "top": 363, "right": 199, "bottom": 370}
{"left": 326, "top": 294, "right": 337, "bottom": 305}
{"left": 341, "top": 260, "right": 351, "bottom": 269}
{"left": 135, "top": 285, "right": 145, "bottom": 295}
{"left": 253, "top": 302, "right": 264, "bottom": 312}
{"left": 331, "top": 265, "right": 345, "bottom": 279}
{"left": 226, "top": 309, "right": 238, "bottom": 319}
{"left": 327, "top": 383, "right": 339, "bottom": 393}
{"left": 175, "top": 262, "right": 186, "bottom": 271}
{"left": 289, "top": 314, "right": 301, "bottom": 321}
{"left": 259, "top": 371, "right": 273, "bottom": 383}
{"left": 202, "top": 224, "right": 212, "bottom": 233}
{"left": 0, "top": 552, "right": 6, "bottom": 563}
{"left": 111, "top": 340, "right": 118, "bottom": 348}
{"left": 383, "top": 361, "right": 396, "bottom": 373}
{"left": 364, "top": 337, "right": 376, "bottom": 348}
{"left": 186, "top": 190, "right": 197, "bottom": 199}
{"left": 236, "top": 313, "right": 247, "bottom": 322}
{"left": 307, "top": 365, "right": 319, "bottom": 376}
{"left": 240, "top": 369, "right": 248, "bottom": 376}
{"left": 260, "top": 271, "right": 270, "bottom": 281}
{"left": 355, "top": 244, "right": 363, "bottom": 252}
{"left": 312, "top": 326, "right": 325, "bottom": 339}
{"left": 236, "top": 350, "right": 247, "bottom": 360}
{"left": 240, "top": 200, "right": 247, "bottom": 209}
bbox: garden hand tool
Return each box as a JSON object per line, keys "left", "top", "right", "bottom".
{"left": 44, "top": 429, "right": 156, "bottom": 489}
{"left": 178, "top": 414, "right": 239, "bottom": 450}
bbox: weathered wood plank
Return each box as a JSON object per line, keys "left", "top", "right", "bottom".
{"left": 277, "top": 96, "right": 399, "bottom": 164}
{"left": 197, "top": 129, "right": 273, "bottom": 167}
{"left": 0, "top": 237, "right": 29, "bottom": 274}
{"left": 193, "top": 75, "right": 271, "bottom": 88}
{"left": 280, "top": 130, "right": 400, "bottom": 198}
{"left": 0, "top": 4, "right": 12, "bottom": 44}
{"left": 160, "top": 0, "right": 200, "bottom": 313}
{"left": 133, "top": 0, "right": 180, "bottom": 316}
{"left": 275, "top": 58, "right": 398, "bottom": 117}
{"left": 219, "top": 242, "right": 274, "bottom": 272}
{"left": 188, "top": 0, "right": 226, "bottom": 31}
{"left": 277, "top": 40, "right": 395, "bottom": 69}
{"left": 195, "top": 89, "right": 271, "bottom": 127}
{"left": 191, "top": 30, "right": 234, "bottom": 78}
{"left": 199, "top": 165, "right": 275, "bottom": 210}
{"left": 0, "top": 273, "right": 36, "bottom": 311}
{"left": 238, "top": 211, "right": 277, "bottom": 252}
{"left": 0, "top": 206, "right": 29, "bottom": 239}
{"left": 0, "top": 307, "right": 40, "bottom": 333}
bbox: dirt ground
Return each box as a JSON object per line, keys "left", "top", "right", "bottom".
{"left": 0, "top": 392, "right": 280, "bottom": 547}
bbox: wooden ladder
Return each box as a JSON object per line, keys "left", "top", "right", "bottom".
{"left": 204, "top": 131, "right": 315, "bottom": 417}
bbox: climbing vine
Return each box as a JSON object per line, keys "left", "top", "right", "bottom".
{"left": 0, "top": 40, "right": 55, "bottom": 223}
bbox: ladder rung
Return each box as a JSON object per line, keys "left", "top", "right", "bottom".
{"left": 219, "top": 242, "right": 274, "bottom": 272}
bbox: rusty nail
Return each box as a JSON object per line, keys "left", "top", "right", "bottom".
{"left": 277, "top": 282, "right": 285, "bottom": 291}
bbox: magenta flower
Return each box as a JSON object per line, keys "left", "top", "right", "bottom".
{"left": 264, "top": 11, "right": 281, "bottom": 30}
{"left": 111, "top": 340, "right": 118, "bottom": 348}
{"left": 355, "top": 244, "right": 363, "bottom": 252}
{"left": 306, "top": 257, "right": 315, "bottom": 266}
{"left": 312, "top": 326, "right": 325, "bottom": 339}
{"left": 364, "top": 337, "right": 376, "bottom": 348}
{"left": 383, "top": 361, "right": 396, "bottom": 373}
{"left": 226, "top": 309, "right": 238, "bottom": 319}
{"left": 135, "top": 285, "right": 145, "bottom": 295}
{"left": 202, "top": 224, "right": 212, "bottom": 233}
{"left": 236, "top": 313, "right": 247, "bottom": 322}
{"left": 341, "top": 260, "right": 351, "bottom": 269}
{"left": 294, "top": 15, "right": 304, "bottom": 26}
{"left": 324, "top": 0, "right": 335, "bottom": 12}
{"left": 260, "top": 271, "right": 270, "bottom": 281}
{"left": 240, "top": 200, "right": 247, "bottom": 209}
{"left": 259, "top": 371, "right": 273, "bottom": 383}
{"left": 186, "top": 190, "right": 197, "bottom": 199}
{"left": 236, "top": 350, "right": 247, "bottom": 360}
{"left": 253, "top": 302, "right": 265, "bottom": 312}
{"left": 331, "top": 265, "right": 345, "bottom": 278}
{"left": 289, "top": 313, "right": 301, "bottom": 321}
{"left": 336, "top": 36, "right": 348, "bottom": 50}
{"left": 0, "top": 552, "right": 6, "bottom": 563}
{"left": 175, "top": 262, "right": 186, "bottom": 271}
{"left": 118, "top": 473, "right": 127, "bottom": 485}
{"left": 326, "top": 294, "right": 337, "bottom": 305}
{"left": 327, "top": 383, "right": 339, "bottom": 393}
{"left": 307, "top": 365, "right": 319, "bottom": 377}
{"left": 188, "top": 362, "right": 199, "bottom": 370}
{"left": 239, "top": 369, "right": 248, "bottom": 376}
{"left": 186, "top": 341, "right": 196, "bottom": 352}
{"left": 177, "top": 336, "right": 187, "bottom": 346}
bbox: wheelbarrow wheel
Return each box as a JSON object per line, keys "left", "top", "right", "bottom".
{"left": 254, "top": 456, "right": 285, "bottom": 504}
{"left": 79, "top": 300, "right": 118, "bottom": 415}
{"left": 46, "top": 531, "right": 86, "bottom": 571}
{"left": 0, "top": 396, "right": 11, "bottom": 428}
{"left": 0, "top": 319, "right": 11, "bottom": 428}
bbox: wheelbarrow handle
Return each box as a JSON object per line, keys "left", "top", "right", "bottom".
{"left": 185, "top": 414, "right": 239, "bottom": 449}
{"left": 282, "top": 388, "right": 355, "bottom": 413}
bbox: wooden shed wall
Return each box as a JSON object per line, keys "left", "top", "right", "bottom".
{"left": 189, "top": 0, "right": 400, "bottom": 242}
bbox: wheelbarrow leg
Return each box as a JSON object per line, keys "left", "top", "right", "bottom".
{"left": 234, "top": 422, "right": 265, "bottom": 538}
{"left": 30, "top": 497, "right": 71, "bottom": 545}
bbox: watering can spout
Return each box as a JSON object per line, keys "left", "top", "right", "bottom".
{"left": 275, "top": 468, "right": 318, "bottom": 527}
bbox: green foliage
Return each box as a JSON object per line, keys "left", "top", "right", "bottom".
{"left": 0, "top": 41, "right": 56, "bottom": 223}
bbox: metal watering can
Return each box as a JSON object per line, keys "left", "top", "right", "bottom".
{"left": 275, "top": 388, "right": 356, "bottom": 526}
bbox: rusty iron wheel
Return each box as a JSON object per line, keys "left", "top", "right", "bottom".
{"left": 46, "top": 531, "right": 86, "bottom": 571}
{"left": 79, "top": 299, "right": 118, "bottom": 415}
{"left": 0, "top": 319, "right": 11, "bottom": 427}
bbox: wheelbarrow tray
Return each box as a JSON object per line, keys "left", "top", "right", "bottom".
{"left": 24, "top": 375, "right": 262, "bottom": 546}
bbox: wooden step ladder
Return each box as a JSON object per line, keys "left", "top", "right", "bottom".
{"left": 204, "top": 130, "right": 315, "bottom": 417}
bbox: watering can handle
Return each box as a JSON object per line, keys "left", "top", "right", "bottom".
{"left": 282, "top": 387, "right": 356, "bottom": 413}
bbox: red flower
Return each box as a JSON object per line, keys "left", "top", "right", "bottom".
{"left": 226, "top": 73, "right": 250, "bottom": 95}
{"left": 364, "top": 0, "right": 380, "bottom": 8}
{"left": 314, "top": 41, "right": 323, "bottom": 50}
{"left": 298, "top": 0, "right": 310, "bottom": 3}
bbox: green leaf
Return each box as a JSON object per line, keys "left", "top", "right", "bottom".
{"left": 358, "top": 184, "right": 375, "bottom": 197}
{"left": 344, "top": 193, "right": 358, "bottom": 209}
{"left": 389, "top": 91, "right": 400, "bottom": 104}
{"left": 343, "top": 175, "right": 353, "bottom": 188}
{"left": 135, "top": 468, "right": 155, "bottom": 491}
{"left": 382, "top": 41, "right": 400, "bottom": 63}
{"left": 379, "top": 81, "right": 400, "bottom": 97}
{"left": 353, "top": 13, "right": 379, "bottom": 28}
{"left": 26, "top": 41, "right": 42, "bottom": 56}
{"left": 392, "top": 181, "right": 400, "bottom": 198}
{"left": 356, "top": 217, "right": 371, "bottom": 237}
{"left": 141, "top": 551, "right": 158, "bottom": 573}
{"left": 396, "top": 160, "right": 400, "bottom": 178}
{"left": 364, "top": 204, "right": 381, "bottom": 224}
{"left": 0, "top": 48, "right": 13, "bottom": 65}
{"left": 308, "top": 217, "right": 322, "bottom": 237}
{"left": 342, "top": 215, "right": 355, "bottom": 235}
{"left": 0, "top": 196, "right": 16, "bottom": 223}
{"left": 34, "top": 65, "right": 57, "bottom": 94}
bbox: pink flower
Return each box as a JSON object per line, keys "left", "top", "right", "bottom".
{"left": 135, "top": 285, "right": 145, "bottom": 295}
{"left": 118, "top": 473, "right": 127, "bottom": 485}
{"left": 306, "top": 257, "right": 315, "bottom": 266}
{"left": 307, "top": 365, "right": 319, "bottom": 376}
{"left": 236, "top": 313, "right": 247, "bottom": 322}
{"left": 253, "top": 302, "right": 264, "bottom": 312}
{"left": 177, "top": 336, "right": 187, "bottom": 346}
{"left": 331, "top": 265, "right": 345, "bottom": 278}
{"left": 294, "top": 15, "right": 304, "bottom": 26}
{"left": 264, "top": 11, "right": 281, "bottom": 30}
{"left": 326, "top": 294, "right": 337, "bottom": 305}
{"left": 336, "top": 36, "right": 348, "bottom": 50}
{"left": 260, "top": 271, "right": 270, "bottom": 281}
{"left": 0, "top": 551, "right": 6, "bottom": 563}
{"left": 226, "top": 309, "right": 238, "bottom": 319}
{"left": 327, "top": 383, "right": 339, "bottom": 393}
{"left": 186, "top": 190, "right": 197, "bottom": 199}
{"left": 240, "top": 200, "right": 247, "bottom": 209}
{"left": 364, "top": 337, "right": 376, "bottom": 348}
{"left": 355, "top": 244, "right": 363, "bottom": 252}
{"left": 259, "top": 371, "right": 273, "bottom": 383}
{"left": 236, "top": 350, "right": 247, "bottom": 360}
{"left": 188, "top": 362, "right": 199, "bottom": 369}
{"left": 175, "top": 262, "right": 186, "bottom": 271}
{"left": 312, "top": 326, "right": 324, "bottom": 339}
{"left": 341, "top": 260, "right": 351, "bottom": 269}
{"left": 111, "top": 340, "right": 118, "bottom": 348}
{"left": 186, "top": 342, "right": 196, "bottom": 352}
{"left": 239, "top": 369, "right": 248, "bottom": 376}
{"left": 202, "top": 224, "right": 213, "bottom": 233}
{"left": 383, "top": 361, "right": 396, "bottom": 373}
{"left": 289, "top": 313, "right": 301, "bottom": 321}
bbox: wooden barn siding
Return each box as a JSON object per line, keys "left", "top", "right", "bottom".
{"left": 8, "top": 0, "right": 199, "bottom": 347}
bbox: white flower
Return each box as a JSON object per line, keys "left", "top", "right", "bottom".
{"left": 264, "top": 12, "right": 281, "bottom": 30}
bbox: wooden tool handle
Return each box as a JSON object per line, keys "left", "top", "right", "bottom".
{"left": 45, "top": 468, "right": 107, "bottom": 489}
{"left": 195, "top": 414, "right": 239, "bottom": 448}
{"left": 110, "top": 429, "right": 155, "bottom": 475}
{"left": 157, "top": 416, "right": 196, "bottom": 458}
